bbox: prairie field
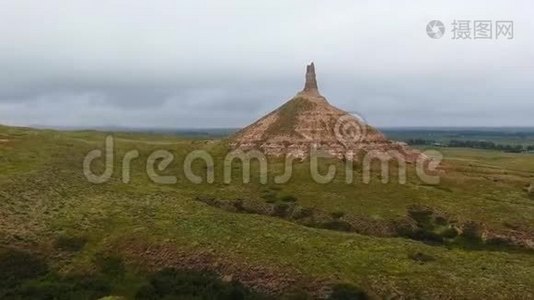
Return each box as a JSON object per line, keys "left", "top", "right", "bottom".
{"left": 1, "top": 125, "right": 533, "bottom": 299}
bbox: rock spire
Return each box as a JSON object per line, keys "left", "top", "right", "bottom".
{"left": 302, "top": 62, "right": 319, "bottom": 95}
{"left": 230, "top": 63, "right": 422, "bottom": 162}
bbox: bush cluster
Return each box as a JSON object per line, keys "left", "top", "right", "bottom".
{"left": 135, "top": 268, "right": 260, "bottom": 300}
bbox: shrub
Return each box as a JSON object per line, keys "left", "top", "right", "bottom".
{"left": 280, "top": 195, "right": 298, "bottom": 203}
{"left": 407, "top": 205, "right": 434, "bottom": 227}
{"left": 135, "top": 268, "right": 259, "bottom": 300}
{"left": 7, "top": 274, "right": 112, "bottom": 299}
{"left": 503, "top": 222, "right": 520, "bottom": 230}
{"left": 291, "top": 207, "right": 315, "bottom": 220}
{"left": 328, "top": 284, "right": 368, "bottom": 300}
{"left": 408, "top": 229, "right": 443, "bottom": 243}
{"left": 330, "top": 211, "right": 345, "bottom": 219}
{"left": 408, "top": 252, "right": 436, "bottom": 263}
{"left": 403, "top": 206, "right": 461, "bottom": 244}
{"left": 272, "top": 202, "right": 291, "bottom": 218}
{"left": 54, "top": 235, "right": 87, "bottom": 252}
{"left": 320, "top": 220, "right": 352, "bottom": 232}
{"left": 440, "top": 227, "right": 459, "bottom": 239}
{"left": 434, "top": 216, "right": 448, "bottom": 226}
{"left": 0, "top": 249, "right": 48, "bottom": 289}
{"left": 195, "top": 195, "right": 217, "bottom": 205}
{"left": 461, "top": 221, "right": 484, "bottom": 242}
{"left": 261, "top": 191, "right": 278, "bottom": 203}
{"left": 485, "top": 237, "right": 514, "bottom": 248}
{"left": 231, "top": 199, "right": 246, "bottom": 212}
{"left": 281, "top": 288, "right": 312, "bottom": 299}
{"left": 395, "top": 217, "right": 438, "bottom": 242}
{"left": 93, "top": 254, "right": 125, "bottom": 277}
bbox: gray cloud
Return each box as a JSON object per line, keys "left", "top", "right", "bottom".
{"left": 0, "top": 0, "right": 533, "bottom": 128}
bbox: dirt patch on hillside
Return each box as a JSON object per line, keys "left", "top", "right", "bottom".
{"left": 109, "top": 236, "right": 335, "bottom": 298}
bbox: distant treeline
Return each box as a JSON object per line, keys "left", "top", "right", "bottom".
{"left": 406, "top": 139, "right": 534, "bottom": 153}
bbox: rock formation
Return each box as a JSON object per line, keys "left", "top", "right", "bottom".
{"left": 303, "top": 62, "right": 319, "bottom": 95}
{"left": 230, "top": 63, "right": 421, "bottom": 161}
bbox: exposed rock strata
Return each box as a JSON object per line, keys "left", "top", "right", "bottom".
{"left": 230, "top": 63, "right": 421, "bottom": 162}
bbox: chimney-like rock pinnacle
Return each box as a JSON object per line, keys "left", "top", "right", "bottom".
{"left": 303, "top": 62, "right": 319, "bottom": 94}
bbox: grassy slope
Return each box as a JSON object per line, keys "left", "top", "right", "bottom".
{"left": 0, "top": 125, "right": 533, "bottom": 298}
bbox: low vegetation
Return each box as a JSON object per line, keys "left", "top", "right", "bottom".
{"left": 135, "top": 269, "right": 262, "bottom": 300}
{"left": 405, "top": 138, "right": 534, "bottom": 153}
{"left": 54, "top": 235, "right": 88, "bottom": 252}
{"left": 1, "top": 125, "right": 534, "bottom": 298}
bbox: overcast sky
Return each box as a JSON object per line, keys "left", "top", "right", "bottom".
{"left": 1, "top": 0, "right": 533, "bottom": 128}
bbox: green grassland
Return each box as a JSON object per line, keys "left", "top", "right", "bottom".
{"left": 1, "top": 125, "right": 534, "bottom": 299}
{"left": 383, "top": 128, "right": 534, "bottom": 146}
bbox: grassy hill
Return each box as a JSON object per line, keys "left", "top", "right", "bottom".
{"left": 1, "top": 125, "right": 533, "bottom": 299}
